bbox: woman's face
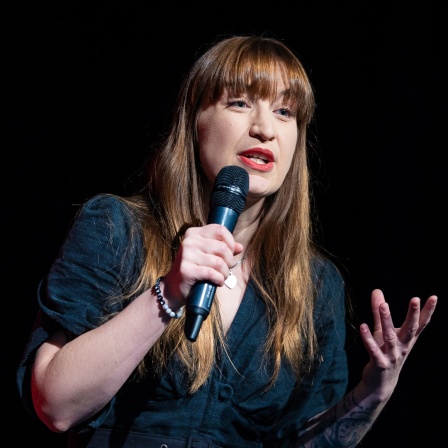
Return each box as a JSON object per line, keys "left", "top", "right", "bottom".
{"left": 196, "top": 74, "right": 298, "bottom": 204}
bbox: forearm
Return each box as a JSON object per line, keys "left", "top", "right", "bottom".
{"left": 294, "top": 383, "right": 389, "bottom": 447}
{"left": 31, "top": 288, "right": 168, "bottom": 432}
{"left": 294, "top": 292, "right": 438, "bottom": 447}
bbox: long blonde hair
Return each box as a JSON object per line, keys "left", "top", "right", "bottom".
{"left": 117, "top": 35, "right": 318, "bottom": 393}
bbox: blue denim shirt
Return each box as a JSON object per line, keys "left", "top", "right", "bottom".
{"left": 16, "top": 194, "right": 348, "bottom": 447}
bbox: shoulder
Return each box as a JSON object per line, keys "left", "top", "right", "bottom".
{"left": 77, "top": 193, "right": 133, "bottom": 218}
{"left": 61, "top": 194, "right": 146, "bottom": 267}
{"left": 311, "top": 254, "right": 347, "bottom": 318}
{"left": 74, "top": 193, "right": 138, "bottom": 235}
{"left": 311, "top": 254, "right": 345, "bottom": 289}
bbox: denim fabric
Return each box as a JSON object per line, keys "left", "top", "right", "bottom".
{"left": 17, "top": 194, "right": 348, "bottom": 447}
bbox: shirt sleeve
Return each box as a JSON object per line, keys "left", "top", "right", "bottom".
{"left": 15, "top": 193, "right": 144, "bottom": 423}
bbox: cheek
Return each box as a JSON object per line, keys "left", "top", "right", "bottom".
{"left": 197, "top": 113, "right": 220, "bottom": 150}
{"left": 285, "top": 145, "right": 296, "bottom": 169}
{"left": 198, "top": 120, "right": 231, "bottom": 145}
{"left": 281, "top": 130, "right": 298, "bottom": 169}
{"left": 197, "top": 117, "right": 223, "bottom": 182}
{"left": 198, "top": 125, "right": 216, "bottom": 163}
{"left": 275, "top": 138, "right": 298, "bottom": 186}
{"left": 197, "top": 116, "right": 232, "bottom": 162}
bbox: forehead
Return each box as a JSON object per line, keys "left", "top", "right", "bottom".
{"left": 190, "top": 40, "right": 315, "bottom": 123}
{"left": 223, "top": 72, "right": 291, "bottom": 103}
{"left": 233, "top": 67, "right": 289, "bottom": 90}
{"left": 209, "top": 64, "right": 295, "bottom": 109}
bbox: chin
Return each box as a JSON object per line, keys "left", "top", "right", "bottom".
{"left": 248, "top": 176, "right": 278, "bottom": 197}
{"left": 246, "top": 188, "right": 274, "bottom": 204}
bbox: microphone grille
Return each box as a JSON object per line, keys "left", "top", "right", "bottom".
{"left": 210, "top": 166, "right": 249, "bottom": 215}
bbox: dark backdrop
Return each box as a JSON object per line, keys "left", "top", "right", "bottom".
{"left": 3, "top": 3, "right": 446, "bottom": 447}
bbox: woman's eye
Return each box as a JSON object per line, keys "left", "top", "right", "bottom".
{"left": 277, "top": 108, "right": 295, "bottom": 118}
{"left": 229, "top": 100, "right": 248, "bottom": 108}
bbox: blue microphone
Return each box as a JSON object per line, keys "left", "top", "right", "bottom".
{"left": 184, "top": 165, "right": 249, "bottom": 342}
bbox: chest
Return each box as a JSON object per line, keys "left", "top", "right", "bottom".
{"left": 216, "top": 283, "right": 246, "bottom": 334}
{"left": 215, "top": 262, "right": 250, "bottom": 334}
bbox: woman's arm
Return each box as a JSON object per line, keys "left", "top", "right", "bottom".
{"left": 294, "top": 289, "right": 438, "bottom": 447}
{"left": 31, "top": 221, "right": 242, "bottom": 433}
{"left": 31, "top": 287, "right": 168, "bottom": 432}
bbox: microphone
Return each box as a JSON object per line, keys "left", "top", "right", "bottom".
{"left": 184, "top": 165, "right": 249, "bottom": 342}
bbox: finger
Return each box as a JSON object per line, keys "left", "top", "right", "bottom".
{"left": 398, "top": 295, "right": 438, "bottom": 342}
{"left": 197, "top": 224, "right": 245, "bottom": 266}
{"left": 200, "top": 224, "right": 245, "bottom": 261}
{"left": 397, "top": 297, "right": 421, "bottom": 344}
{"left": 378, "top": 301, "right": 398, "bottom": 353}
{"left": 233, "top": 241, "right": 244, "bottom": 256}
{"left": 359, "top": 323, "right": 387, "bottom": 366}
{"left": 182, "top": 228, "right": 247, "bottom": 286}
{"left": 181, "top": 240, "right": 232, "bottom": 280}
{"left": 416, "top": 295, "right": 438, "bottom": 337}
{"left": 184, "top": 226, "right": 236, "bottom": 264}
{"left": 201, "top": 224, "right": 238, "bottom": 249}
{"left": 370, "top": 289, "right": 386, "bottom": 334}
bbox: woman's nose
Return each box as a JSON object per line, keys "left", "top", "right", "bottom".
{"left": 249, "top": 109, "right": 276, "bottom": 142}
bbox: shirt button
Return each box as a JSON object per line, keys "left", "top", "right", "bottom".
{"left": 218, "top": 384, "right": 233, "bottom": 400}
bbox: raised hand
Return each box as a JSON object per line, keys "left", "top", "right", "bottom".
{"left": 359, "top": 289, "right": 438, "bottom": 398}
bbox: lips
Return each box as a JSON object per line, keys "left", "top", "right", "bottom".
{"left": 238, "top": 148, "right": 274, "bottom": 172}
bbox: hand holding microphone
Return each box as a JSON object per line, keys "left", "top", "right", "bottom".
{"left": 184, "top": 165, "right": 249, "bottom": 342}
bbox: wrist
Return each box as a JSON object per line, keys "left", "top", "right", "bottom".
{"left": 153, "top": 277, "right": 184, "bottom": 319}
{"left": 354, "top": 380, "right": 392, "bottom": 408}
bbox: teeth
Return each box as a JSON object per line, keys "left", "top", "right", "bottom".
{"left": 248, "top": 156, "right": 268, "bottom": 164}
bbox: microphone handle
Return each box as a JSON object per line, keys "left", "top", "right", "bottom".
{"left": 184, "top": 206, "right": 239, "bottom": 342}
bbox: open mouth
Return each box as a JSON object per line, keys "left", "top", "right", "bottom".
{"left": 239, "top": 151, "right": 274, "bottom": 172}
{"left": 245, "top": 155, "right": 269, "bottom": 164}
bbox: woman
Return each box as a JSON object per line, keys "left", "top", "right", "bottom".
{"left": 16, "top": 35, "right": 437, "bottom": 447}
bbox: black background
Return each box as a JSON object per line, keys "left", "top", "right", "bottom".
{"left": 3, "top": 2, "right": 447, "bottom": 447}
